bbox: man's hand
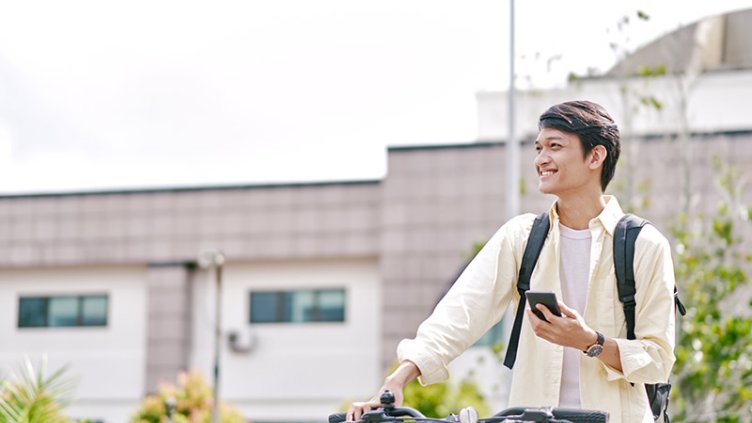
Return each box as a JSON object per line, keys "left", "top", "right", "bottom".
{"left": 346, "top": 361, "right": 418, "bottom": 421}
{"left": 526, "top": 301, "right": 597, "bottom": 351}
{"left": 345, "top": 386, "right": 404, "bottom": 422}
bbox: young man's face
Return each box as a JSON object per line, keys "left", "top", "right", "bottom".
{"left": 534, "top": 127, "right": 600, "bottom": 196}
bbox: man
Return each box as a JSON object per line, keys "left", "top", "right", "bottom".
{"left": 347, "top": 101, "right": 676, "bottom": 423}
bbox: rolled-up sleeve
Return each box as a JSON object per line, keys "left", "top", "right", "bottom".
{"left": 397, "top": 214, "right": 532, "bottom": 385}
{"left": 603, "top": 225, "right": 676, "bottom": 384}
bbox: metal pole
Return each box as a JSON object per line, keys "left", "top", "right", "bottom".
{"left": 506, "top": 0, "right": 519, "bottom": 220}
{"left": 211, "top": 252, "right": 225, "bottom": 423}
{"left": 502, "top": 0, "right": 519, "bottom": 405}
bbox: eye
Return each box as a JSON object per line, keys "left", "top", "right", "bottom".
{"left": 551, "top": 143, "right": 562, "bottom": 150}
{"left": 535, "top": 145, "right": 542, "bottom": 153}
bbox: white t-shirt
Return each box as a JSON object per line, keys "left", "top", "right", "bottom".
{"left": 558, "top": 223, "right": 592, "bottom": 409}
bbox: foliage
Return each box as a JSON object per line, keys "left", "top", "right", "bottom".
{"left": 0, "top": 357, "right": 75, "bottom": 423}
{"left": 637, "top": 64, "right": 667, "bottom": 78}
{"left": 131, "top": 369, "right": 246, "bottom": 423}
{"left": 356, "top": 362, "right": 489, "bottom": 419}
{"left": 402, "top": 375, "right": 490, "bottom": 418}
{"left": 670, "top": 159, "right": 752, "bottom": 422}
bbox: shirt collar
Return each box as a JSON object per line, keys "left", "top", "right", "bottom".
{"left": 547, "top": 195, "right": 624, "bottom": 236}
{"left": 596, "top": 195, "right": 624, "bottom": 236}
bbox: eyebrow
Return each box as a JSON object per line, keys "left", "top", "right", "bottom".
{"left": 534, "top": 135, "right": 568, "bottom": 144}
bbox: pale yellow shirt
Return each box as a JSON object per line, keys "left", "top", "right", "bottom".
{"left": 397, "top": 196, "right": 676, "bottom": 423}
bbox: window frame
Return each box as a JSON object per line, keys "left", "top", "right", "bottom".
{"left": 17, "top": 294, "right": 110, "bottom": 329}
{"left": 249, "top": 288, "right": 346, "bottom": 324}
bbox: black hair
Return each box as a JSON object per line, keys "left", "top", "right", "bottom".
{"left": 538, "top": 100, "right": 621, "bottom": 191}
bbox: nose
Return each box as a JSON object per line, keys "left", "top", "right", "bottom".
{"left": 534, "top": 149, "right": 550, "bottom": 168}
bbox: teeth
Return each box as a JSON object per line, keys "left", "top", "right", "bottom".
{"left": 541, "top": 170, "right": 554, "bottom": 176}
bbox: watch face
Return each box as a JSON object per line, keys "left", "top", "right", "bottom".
{"left": 586, "top": 344, "right": 604, "bottom": 357}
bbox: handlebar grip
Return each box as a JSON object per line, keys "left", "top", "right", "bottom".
{"left": 388, "top": 407, "right": 425, "bottom": 418}
{"left": 327, "top": 407, "right": 425, "bottom": 423}
{"left": 328, "top": 413, "right": 347, "bottom": 423}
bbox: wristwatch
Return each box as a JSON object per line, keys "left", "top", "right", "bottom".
{"left": 584, "top": 331, "right": 605, "bottom": 357}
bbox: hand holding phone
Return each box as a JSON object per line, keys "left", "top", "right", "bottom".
{"left": 525, "top": 291, "right": 562, "bottom": 322}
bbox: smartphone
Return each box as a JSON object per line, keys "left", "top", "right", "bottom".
{"left": 525, "top": 291, "right": 562, "bottom": 322}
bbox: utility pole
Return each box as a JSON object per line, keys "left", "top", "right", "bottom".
{"left": 506, "top": 0, "right": 519, "bottom": 220}
{"left": 199, "top": 251, "right": 226, "bottom": 423}
{"left": 502, "top": 0, "right": 519, "bottom": 406}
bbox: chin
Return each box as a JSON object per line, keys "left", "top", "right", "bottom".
{"left": 538, "top": 183, "right": 555, "bottom": 195}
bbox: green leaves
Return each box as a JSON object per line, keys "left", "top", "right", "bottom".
{"left": 638, "top": 95, "right": 664, "bottom": 110}
{"left": 637, "top": 64, "right": 666, "bottom": 77}
{"left": 0, "top": 357, "right": 75, "bottom": 423}
{"left": 384, "top": 361, "right": 489, "bottom": 418}
{"left": 670, "top": 160, "right": 752, "bottom": 422}
{"left": 402, "top": 378, "right": 490, "bottom": 418}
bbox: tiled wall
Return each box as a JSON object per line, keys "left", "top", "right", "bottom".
{"left": 0, "top": 182, "right": 382, "bottom": 267}
{"left": 381, "top": 143, "right": 508, "bottom": 367}
{"left": 144, "top": 264, "right": 193, "bottom": 393}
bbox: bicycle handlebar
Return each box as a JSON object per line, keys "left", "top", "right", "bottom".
{"left": 330, "top": 391, "right": 608, "bottom": 423}
{"left": 330, "top": 391, "right": 425, "bottom": 423}
{"left": 329, "top": 407, "right": 425, "bottom": 423}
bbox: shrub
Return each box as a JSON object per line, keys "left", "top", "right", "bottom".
{"left": 131, "top": 369, "right": 246, "bottom": 423}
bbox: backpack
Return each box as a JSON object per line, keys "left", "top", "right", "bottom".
{"left": 502, "top": 212, "right": 686, "bottom": 422}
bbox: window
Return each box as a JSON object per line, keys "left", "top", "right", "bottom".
{"left": 18, "top": 295, "right": 109, "bottom": 328}
{"left": 250, "top": 289, "right": 345, "bottom": 324}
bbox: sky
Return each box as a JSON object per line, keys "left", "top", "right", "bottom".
{"left": 1, "top": 0, "right": 751, "bottom": 194}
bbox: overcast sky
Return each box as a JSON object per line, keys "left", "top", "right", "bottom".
{"left": 1, "top": 0, "right": 750, "bottom": 194}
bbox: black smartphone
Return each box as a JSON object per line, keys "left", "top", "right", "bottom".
{"left": 525, "top": 291, "right": 562, "bottom": 322}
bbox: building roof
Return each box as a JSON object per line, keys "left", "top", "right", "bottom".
{"left": 0, "top": 178, "right": 381, "bottom": 199}
{"left": 607, "top": 8, "right": 752, "bottom": 77}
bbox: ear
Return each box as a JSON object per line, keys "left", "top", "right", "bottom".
{"left": 589, "top": 145, "right": 607, "bottom": 170}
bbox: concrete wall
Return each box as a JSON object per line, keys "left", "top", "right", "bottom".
{"left": 476, "top": 70, "right": 752, "bottom": 141}
{"left": 0, "top": 265, "right": 147, "bottom": 423}
{"left": 189, "top": 258, "right": 381, "bottom": 421}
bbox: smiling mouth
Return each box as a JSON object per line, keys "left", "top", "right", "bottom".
{"left": 540, "top": 170, "right": 556, "bottom": 177}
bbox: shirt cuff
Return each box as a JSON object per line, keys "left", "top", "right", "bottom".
{"left": 603, "top": 338, "right": 655, "bottom": 382}
{"left": 396, "top": 339, "right": 449, "bottom": 386}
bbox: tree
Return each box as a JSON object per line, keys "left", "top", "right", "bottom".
{"left": 670, "top": 158, "right": 752, "bottom": 422}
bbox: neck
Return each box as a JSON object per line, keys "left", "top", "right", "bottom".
{"left": 555, "top": 193, "right": 606, "bottom": 230}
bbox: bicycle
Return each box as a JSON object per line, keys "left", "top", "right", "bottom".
{"left": 330, "top": 391, "right": 608, "bottom": 423}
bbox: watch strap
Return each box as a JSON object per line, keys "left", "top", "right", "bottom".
{"left": 584, "top": 331, "right": 605, "bottom": 355}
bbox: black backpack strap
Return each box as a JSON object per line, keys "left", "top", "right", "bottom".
{"left": 613, "top": 214, "right": 647, "bottom": 340}
{"left": 674, "top": 286, "right": 687, "bottom": 316}
{"left": 615, "top": 214, "right": 685, "bottom": 423}
{"left": 503, "top": 212, "right": 550, "bottom": 369}
{"left": 615, "top": 214, "right": 686, "bottom": 338}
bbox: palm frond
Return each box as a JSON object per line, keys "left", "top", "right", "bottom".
{"left": 0, "top": 356, "right": 75, "bottom": 423}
